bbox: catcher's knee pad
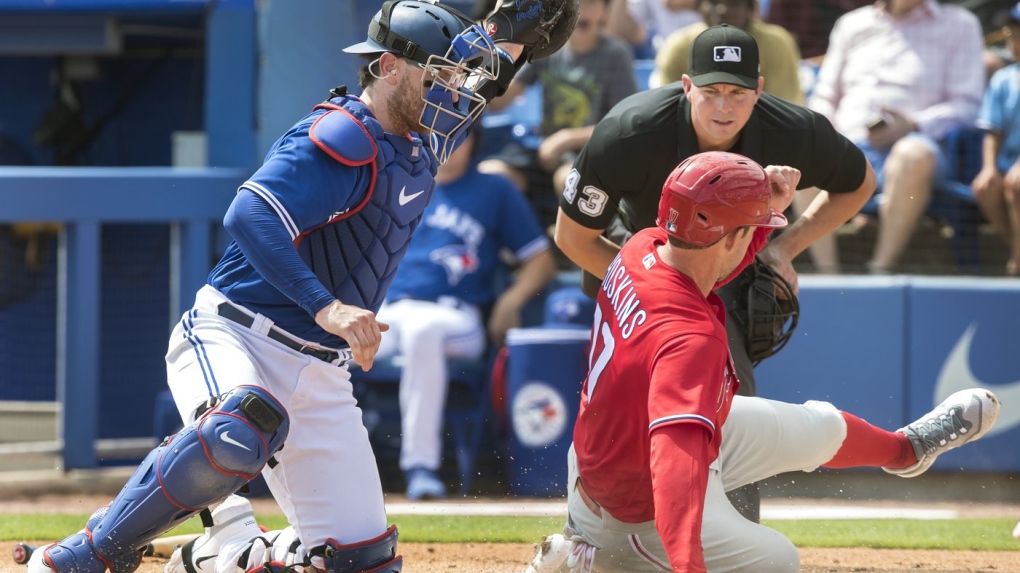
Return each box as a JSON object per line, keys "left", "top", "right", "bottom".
{"left": 316, "top": 526, "right": 402, "bottom": 573}
{"left": 82, "top": 385, "right": 288, "bottom": 569}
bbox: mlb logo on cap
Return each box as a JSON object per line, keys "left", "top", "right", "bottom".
{"left": 714, "top": 46, "right": 741, "bottom": 62}
{"left": 688, "top": 24, "right": 760, "bottom": 90}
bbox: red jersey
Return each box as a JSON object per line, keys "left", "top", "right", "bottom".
{"left": 574, "top": 226, "right": 770, "bottom": 571}
{"left": 573, "top": 225, "right": 769, "bottom": 523}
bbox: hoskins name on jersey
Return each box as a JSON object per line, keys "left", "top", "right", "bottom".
{"left": 601, "top": 255, "right": 647, "bottom": 339}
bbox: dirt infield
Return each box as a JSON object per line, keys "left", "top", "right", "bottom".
{"left": 3, "top": 495, "right": 1019, "bottom": 572}
{"left": 4, "top": 542, "right": 1020, "bottom": 573}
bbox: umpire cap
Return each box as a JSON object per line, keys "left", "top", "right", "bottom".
{"left": 688, "top": 24, "right": 760, "bottom": 89}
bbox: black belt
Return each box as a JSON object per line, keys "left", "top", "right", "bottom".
{"left": 216, "top": 302, "right": 347, "bottom": 364}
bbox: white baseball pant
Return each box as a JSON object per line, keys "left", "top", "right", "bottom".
{"left": 375, "top": 297, "right": 486, "bottom": 471}
{"left": 165, "top": 285, "right": 387, "bottom": 555}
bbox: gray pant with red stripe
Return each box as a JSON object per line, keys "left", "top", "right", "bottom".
{"left": 560, "top": 396, "right": 846, "bottom": 572}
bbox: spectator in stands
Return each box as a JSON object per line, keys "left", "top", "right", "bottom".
{"left": 375, "top": 125, "right": 556, "bottom": 500}
{"left": 651, "top": 0, "right": 803, "bottom": 103}
{"left": 607, "top": 0, "right": 702, "bottom": 58}
{"left": 808, "top": 0, "right": 985, "bottom": 274}
{"left": 765, "top": 0, "right": 871, "bottom": 60}
{"left": 972, "top": 3, "right": 1020, "bottom": 276}
{"left": 479, "top": 0, "right": 638, "bottom": 231}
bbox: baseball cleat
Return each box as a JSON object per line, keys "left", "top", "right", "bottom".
{"left": 525, "top": 534, "right": 571, "bottom": 573}
{"left": 405, "top": 467, "right": 447, "bottom": 501}
{"left": 24, "top": 543, "right": 56, "bottom": 573}
{"left": 883, "top": 388, "right": 1000, "bottom": 478}
{"left": 164, "top": 495, "right": 263, "bottom": 573}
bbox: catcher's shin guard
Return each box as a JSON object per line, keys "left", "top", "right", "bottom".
{"left": 316, "top": 526, "right": 402, "bottom": 573}
{"left": 42, "top": 386, "right": 289, "bottom": 573}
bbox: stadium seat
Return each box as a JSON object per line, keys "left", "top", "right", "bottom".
{"left": 798, "top": 60, "right": 821, "bottom": 101}
{"left": 634, "top": 59, "right": 655, "bottom": 91}
{"left": 479, "top": 83, "right": 543, "bottom": 156}
{"left": 348, "top": 353, "right": 494, "bottom": 496}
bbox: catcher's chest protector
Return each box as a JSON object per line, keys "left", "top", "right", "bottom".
{"left": 298, "top": 96, "right": 437, "bottom": 313}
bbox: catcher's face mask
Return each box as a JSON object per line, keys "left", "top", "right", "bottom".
{"left": 418, "top": 26, "right": 498, "bottom": 163}
{"left": 343, "top": 1, "right": 499, "bottom": 164}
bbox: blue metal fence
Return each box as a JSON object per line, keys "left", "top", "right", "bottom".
{"left": 0, "top": 166, "right": 243, "bottom": 468}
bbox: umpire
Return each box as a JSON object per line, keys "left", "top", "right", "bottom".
{"left": 554, "top": 24, "right": 876, "bottom": 521}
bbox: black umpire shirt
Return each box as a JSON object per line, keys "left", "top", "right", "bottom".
{"left": 560, "top": 84, "right": 867, "bottom": 232}
{"left": 559, "top": 84, "right": 868, "bottom": 393}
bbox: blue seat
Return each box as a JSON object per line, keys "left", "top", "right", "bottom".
{"left": 634, "top": 59, "right": 655, "bottom": 91}
{"left": 348, "top": 353, "right": 494, "bottom": 496}
{"left": 798, "top": 60, "right": 821, "bottom": 101}
{"left": 479, "top": 83, "right": 543, "bottom": 155}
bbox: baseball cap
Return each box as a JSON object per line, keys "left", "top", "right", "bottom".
{"left": 688, "top": 24, "right": 760, "bottom": 89}
{"left": 544, "top": 287, "right": 596, "bottom": 329}
{"left": 1010, "top": 2, "right": 1020, "bottom": 24}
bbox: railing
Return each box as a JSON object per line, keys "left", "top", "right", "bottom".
{"left": 0, "top": 166, "right": 245, "bottom": 469}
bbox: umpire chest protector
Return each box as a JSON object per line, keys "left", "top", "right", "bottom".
{"left": 300, "top": 94, "right": 437, "bottom": 313}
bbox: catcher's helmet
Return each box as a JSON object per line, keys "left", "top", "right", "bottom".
{"left": 345, "top": 1, "right": 479, "bottom": 65}
{"left": 656, "top": 151, "right": 787, "bottom": 247}
{"left": 344, "top": 0, "right": 498, "bottom": 163}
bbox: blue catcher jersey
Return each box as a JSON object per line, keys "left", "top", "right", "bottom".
{"left": 385, "top": 168, "right": 548, "bottom": 307}
{"left": 209, "top": 95, "right": 438, "bottom": 347}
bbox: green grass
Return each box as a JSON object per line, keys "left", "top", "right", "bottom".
{"left": 767, "top": 518, "right": 1020, "bottom": 551}
{"left": 4, "top": 515, "right": 1019, "bottom": 551}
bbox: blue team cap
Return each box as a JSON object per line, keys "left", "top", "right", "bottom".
{"left": 544, "top": 287, "right": 597, "bottom": 329}
{"left": 1011, "top": 2, "right": 1020, "bottom": 23}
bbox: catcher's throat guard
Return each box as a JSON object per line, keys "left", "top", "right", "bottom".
{"left": 734, "top": 257, "right": 799, "bottom": 365}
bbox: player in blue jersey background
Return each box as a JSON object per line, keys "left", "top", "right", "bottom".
{"left": 377, "top": 124, "right": 556, "bottom": 500}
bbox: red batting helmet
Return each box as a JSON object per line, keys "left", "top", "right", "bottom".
{"left": 656, "top": 151, "right": 787, "bottom": 247}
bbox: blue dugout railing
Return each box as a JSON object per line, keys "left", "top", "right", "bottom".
{"left": 0, "top": 166, "right": 244, "bottom": 469}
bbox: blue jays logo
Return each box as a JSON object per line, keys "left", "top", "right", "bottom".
{"left": 429, "top": 245, "right": 479, "bottom": 286}
{"left": 512, "top": 382, "right": 569, "bottom": 447}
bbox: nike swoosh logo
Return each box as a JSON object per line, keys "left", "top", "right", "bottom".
{"left": 398, "top": 185, "right": 425, "bottom": 206}
{"left": 220, "top": 431, "right": 251, "bottom": 451}
{"left": 195, "top": 554, "right": 218, "bottom": 568}
{"left": 935, "top": 323, "right": 1020, "bottom": 438}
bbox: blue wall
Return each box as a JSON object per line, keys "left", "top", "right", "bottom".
{"left": 757, "top": 276, "right": 1020, "bottom": 472}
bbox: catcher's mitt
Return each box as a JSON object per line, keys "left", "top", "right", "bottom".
{"left": 484, "top": 0, "right": 580, "bottom": 61}
{"left": 733, "top": 257, "right": 800, "bottom": 365}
